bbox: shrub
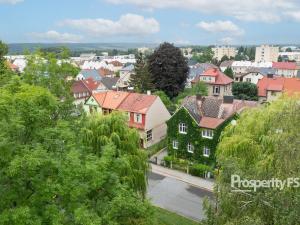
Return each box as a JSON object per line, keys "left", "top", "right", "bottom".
{"left": 189, "top": 163, "right": 213, "bottom": 178}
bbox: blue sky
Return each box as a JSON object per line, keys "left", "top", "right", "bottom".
{"left": 1, "top": 0, "right": 300, "bottom": 45}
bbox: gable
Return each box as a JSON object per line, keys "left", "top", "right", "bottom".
{"left": 85, "top": 96, "right": 101, "bottom": 107}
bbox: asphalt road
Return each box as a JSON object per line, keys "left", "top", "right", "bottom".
{"left": 147, "top": 172, "right": 214, "bottom": 222}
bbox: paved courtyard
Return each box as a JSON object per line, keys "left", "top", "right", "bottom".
{"left": 147, "top": 172, "right": 214, "bottom": 221}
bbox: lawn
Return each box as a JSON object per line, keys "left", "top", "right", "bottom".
{"left": 154, "top": 207, "right": 200, "bottom": 225}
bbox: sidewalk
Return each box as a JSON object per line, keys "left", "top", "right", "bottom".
{"left": 150, "top": 164, "right": 215, "bottom": 192}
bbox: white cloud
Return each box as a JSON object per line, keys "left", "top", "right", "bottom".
{"left": 284, "top": 11, "right": 300, "bottom": 22}
{"left": 29, "top": 30, "right": 82, "bottom": 43}
{"left": 106, "top": 0, "right": 300, "bottom": 23}
{"left": 196, "top": 20, "right": 244, "bottom": 36}
{"left": 0, "top": 0, "right": 23, "bottom": 4}
{"left": 60, "top": 14, "right": 160, "bottom": 37}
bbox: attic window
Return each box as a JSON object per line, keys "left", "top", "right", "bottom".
{"left": 179, "top": 123, "right": 187, "bottom": 134}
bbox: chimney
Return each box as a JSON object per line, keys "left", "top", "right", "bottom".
{"left": 267, "top": 73, "right": 273, "bottom": 78}
{"left": 147, "top": 90, "right": 151, "bottom": 95}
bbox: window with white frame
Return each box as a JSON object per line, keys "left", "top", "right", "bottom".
{"left": 179, "top": 123, "right": 187, "bottom": 134}
{"left": 202, "top": 129, "right": 214, "bottom": 139}
{"left": 246, "top": 78, "right": 251, "bottom": 82}
{"left": 146, "top": 130, "right": 152, "bottom": 142}
{"left": 203, "top": 146, "right": 210, "bottom": 157}
{"left": 213, "top": 85, "right": 220, "bottom": 95}
{"left": 134, "top": 113, "right": 142, "bottom": 123}
{"left": 187, "top": 143, "right": 194, "bottom": 153}
{"left": 172, "top": 140, "right": 178, "bottom": 149}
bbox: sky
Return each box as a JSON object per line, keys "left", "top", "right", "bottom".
{"left": 1, "top": 0, "right": 300, "bottom": 45}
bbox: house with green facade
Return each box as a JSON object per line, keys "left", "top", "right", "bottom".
{"left": 167, "top": 95, "right": 257, "bottom": 167}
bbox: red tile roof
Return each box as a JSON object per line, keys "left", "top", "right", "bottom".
{"left": 272, "top": 62, "right": 297, "bottom": 70}
{"left": 118, "top": 93, "right": 157, "bottom": 114}
{"left": 257, "top": 77, "right": 285, "bottom": 97}
{"left": 98, "top": 67, "right": 114, "bottom": 77}
{"left": 91, "top": 91, "right": 157, "bottom": 114}
{"left": 192, "top": 68, "right": 233, "bottom": 85}
{"left": 83, "top": 78, "right": 101, "bottom": 91}
{"left": 109, "top": 60, "right": 123, "bottom": 67}
{"left": 93, "top": 91, "right": 130, "bottom": 110}
{"left": 283, "top": 78, "right": 300, "bottom": 96}
{"left": 71, "top": 78, "right": 101, "bottom": 94}
{"left": 199, "top": 117, "right": 225, "bottom": 129}
{"left": 257, "top": 77, "right": 300, "bottom": 97}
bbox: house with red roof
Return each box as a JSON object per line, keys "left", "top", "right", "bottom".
{"left": 257, "top": 76, "right": 300, "bottom": 102}
{"left": 191, "top": 68, "right": 233, "bottom": 98}
{"left": 71, "top": 77, "right": 104, "bottom": 105}
{"left": 272, "top": 62, "right": 298, "bottom": 78}
{"left": 84, "top": 91, "right": 171, "bottom": 148}
{"left": 166, "top": 95, "right": 257, "bottom": 170}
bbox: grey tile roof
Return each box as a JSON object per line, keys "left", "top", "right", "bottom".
{"left": 80, "top": 69, "right": 102, "bottom": 81}
{"left": 101, "top": 77, "right": 119, "bottom": 90}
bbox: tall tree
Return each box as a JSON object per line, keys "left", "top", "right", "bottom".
{"left": 148, "top": 42, "right": 188, "bottom": 98}
{"left": 129, "top": 53, "right": 154, "bottom": 93}
{"left": 232, "top": 82, "right": 258, "bottom": 100}
{"left": 0, "top": 40, "right": 12, "bottom": 86}
{"left": 224, "top": 67, "right": 234, "bottom": 79}
{"left": 0, "top": 77, "right": 154, "bottom": 225}
{"left": 202, "top": 97, "right": 300, "bottom": 225}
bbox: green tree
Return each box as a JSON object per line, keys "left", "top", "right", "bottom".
{"left": 0, "top": 71, "right": 153, "bottom": 225}
{"left": 174, "top": 81, "right": 208, "bottom": 105}
{"left": 0, "top": 40, "right": 12, "bottom": 85}
{"left": 202, "top": 97, "right": 300, "bottom": 225}
{"left": 130, "top": 53, "right": 154, "bottom": 93}
{"left": 224, "top": 67, "right": 234, "bottom": 79}
{"left": 192, "top": 48, "right": 214, "bottom": 64}
{"left": 232, "top": 82, "right": 258, "bottom": 100}
{"left": 148, "top": 42, "right": 188, "bottom": 98}
{"left": 153, "top": 91, "right": 176, "bottom": 113}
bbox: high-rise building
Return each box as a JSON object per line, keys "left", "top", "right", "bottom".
{"left": 212, "top": 46, "right": 236, "bottom": 61}
{"left": 255, "top": 45, "right": 279, "bottom": 62}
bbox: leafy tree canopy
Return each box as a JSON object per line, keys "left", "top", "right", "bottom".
{"left": 148, "top": 42, "right": 188, "bottom": 98}
{"left": 203, "top": 97, "right": 300, "bottom": 225}
{"left": 232, "top": 82, "right": 258, "bottom": 101}
{"left": 223, "top": 67, "right": 234, "bottom": 79}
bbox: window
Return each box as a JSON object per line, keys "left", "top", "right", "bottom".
{"left": 203, "top": 146, "right": 210, "bottom": 157}
{"left": 246, "top": 78, "right": 251, "bottom": 82}
{"left": 172, "top": 140, "right": 178, "bottom": 149}
{"left": 202, "top": 129, "right": 214, "bottom": 139}
{"left": 179, "top": 123, "right": 187, "bottom": 134}
{"left": 213, "top": 86, "right": 220, "bottom": 95}
{"left": 146, "top": 130, "right": 152, "bottom": 142}
{"left": 134, "top": 113, "right": 142, "bottom": 123}
{"left": 187, "top": 143, "right": 194, "bottom": 153}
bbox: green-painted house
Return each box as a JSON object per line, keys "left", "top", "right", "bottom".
{"left": 167, "top": 95, "right": 257, "bottom": 166}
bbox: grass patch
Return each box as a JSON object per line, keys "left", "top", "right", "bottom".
{"left": 154, "top": 207, "right": 200, "bottom": 225}
{"left": 147, "top": 138, "right": 167, "bottom": 158}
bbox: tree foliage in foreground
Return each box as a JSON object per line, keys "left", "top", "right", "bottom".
{"left": 148, "top": 42, "right": 188, "bottom": 98}
{"left": 202, "top": 97, "right": 300, "bottom": 225}
{"left": 0, "top": 77, "right": 154, "bottom": 224}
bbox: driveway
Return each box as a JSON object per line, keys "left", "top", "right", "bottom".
{"left": 147, "top": 172, "right": 214, "bottom": 221}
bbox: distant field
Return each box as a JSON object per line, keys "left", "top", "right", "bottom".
{"left": 154, "top": 207, "right": 200, "bottom": 225}
{"left": 7, "top": 43, "right": 159, "bottom": 54}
